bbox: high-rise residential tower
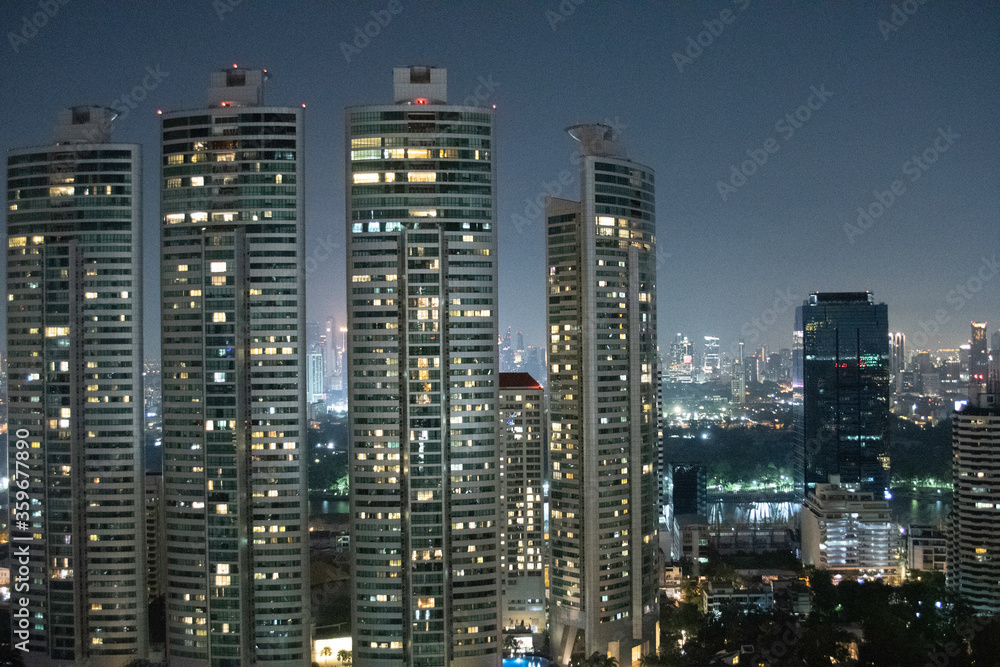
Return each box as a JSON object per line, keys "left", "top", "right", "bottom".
{"left": 6, "top": 107, "right": 147, "bottom": 664}
{"left": 160, "top": 68, "right": 310, "bottom": 665}
{"left": 346, "top": 66, "right": 501, "bottom": 666}
{"left": 947, "top": 394, "right": 1000, "bottom": 614}
{"left": 795, "top": 292, "right": 891, "bottom": 499}
{"left": 498, "top": 373, "right": 545, "bottom": 633}
{"left": 546, "top": 124, "right": 659, "bottom": 665}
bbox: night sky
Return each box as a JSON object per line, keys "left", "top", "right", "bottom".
{"left": 2, "top": 1, "right": 997, "bottom": 360}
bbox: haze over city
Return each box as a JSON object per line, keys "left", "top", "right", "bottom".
{"left": 1, "top": 1, "right": 997, "bottom": 359}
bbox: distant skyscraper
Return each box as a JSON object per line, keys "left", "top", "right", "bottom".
{"left": 889, "top": 332, "right": 906, "bottom": 376}
{"left": 970, "top": 322, "right": 988, "bottom": 400}
{"left": 795, "top": 292, "right": 891, "bottom": 499}
{"left": 498, "top": 373, "right": 545, "bottom": 633}
{"left": 703, "top": 336, "right": 720, "bottom": 373}
{"left": 346, "top": 66, "right": 501, "bottom": 666}
{"left": 546, "top": 123, "right": 659, "bottom": 665}
{"left": 160, "top": 68, "right": 310, "bottom": 665}
{"left": 6, "top": 106, "right": 148, "bottom": 663}
{"left": 501, "top": 326, "right": 514, "bottom": 372}
{"left": 730, "top": 358, "right": 746, "bottom": 407}
{"left": 947, "top": 395, "right": 1000, "bottom": 614}
{"left": 307, "top": 351, "right": 326, "bottom": 404}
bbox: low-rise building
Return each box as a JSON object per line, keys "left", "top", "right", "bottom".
{"left": 702, "top": 580, "right": 774, "bottom": 616}
{"left": 906, "top": 524, "right": 947, "bottom": 574}
{"left": 801, "top": 476, "right": 899, "bottom": 583}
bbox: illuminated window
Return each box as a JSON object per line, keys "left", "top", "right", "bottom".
{"left": 408, "top": 171, "right": 436, "bottom": 182}
{"left": 407, "top": 149, "right": 431, "bottom": 159}
{"left": 216, "top": 153, "right": 236, "bottom": 162}
{"left": 353, "top": 173, "right": 379, "bottom": 184}
{"left": 167, "top": 154, "right": 184, "bottom": 164}
{"left": 352, "top": 137, "right": 381, "bottom": 149}
{"left": 166, "top": 178, "right": 181, "bottom": 189}
{"left": 165, "top": 213, "right": 184, "bottom": 224}
{"left": 191, "top": 176, "right": 204, "bottom": 186}
{"left": 213, "top": 312, "right": 226, "bottom": 322}
{"left": 8, "top": 237, "right": 26, "bottom": 247}
{"left": 384, "top": 172, "right": 396, "bottom": 182}
{"left": 191, "top": 211, "right": 208, "bottom": 222}
{"left": 351, "top": 149, "right": 381, "bottom": 160}
{"left": 210, "top": 261, "right": 227, "bottom": 273}
{"left": 411, "top": 209, "right": 437, "bottom": 217}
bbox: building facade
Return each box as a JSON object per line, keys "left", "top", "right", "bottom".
{"left": 947, "top": 400, "right": 1000, "bottom": 614}
{"left": 160, "top": 68, "right": 310, "bottom": 665}
{"left": 346, "top": 66, "right": 501, "bottom": 666}
{"left": 795, "top": 292, "right": 891, "bottom": 498}
{"left": 146, "top": 472, "right": 166, "bottom": 601}
{"left": 6, "top": 107, "right": 147, "bottom": 665}
{"left": 905, "top": 524, "right": 947, "bottom": 574}
{"left": 970, "top": 322, "right": 988, "bottom": 401}
{"left": 801, "top": 477, "right": 898, "bottom": 583}
{"left": 498, "top": 373, "right": 546, "bottom": 633}
{"left": 546, "top": 124, "right": 659, "bottom": 666}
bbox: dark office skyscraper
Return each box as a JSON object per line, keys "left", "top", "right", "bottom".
{"left": 796, "top": 292, "right": 891, "bottom": 498}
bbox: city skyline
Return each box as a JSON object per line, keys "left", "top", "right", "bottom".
{"left": 1, "top": 2, "right": 997, "bottom": 360}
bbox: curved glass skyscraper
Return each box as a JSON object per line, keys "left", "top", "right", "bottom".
{"left": 160, "top": 69, "right": 310, "bottom": 666}
{"left": 6, "top": 107, "right": 147, "bottom": 665}
{"left": 347, "top": 66, "right": 501, "bottom": 666}
{"left": 546, "top": 124, "right": 660, "bottom": 666}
